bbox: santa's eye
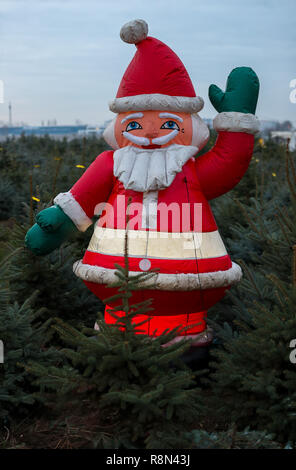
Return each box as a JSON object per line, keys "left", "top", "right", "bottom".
{"left": 160, "top": 120, "right": 180, "bottom": 131}
{"left": 126, "top": 121, "right": 142, "bottom": 132}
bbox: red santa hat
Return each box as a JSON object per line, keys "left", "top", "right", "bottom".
{"left": 109, "top": 19, "right": 204, "bottom": 114}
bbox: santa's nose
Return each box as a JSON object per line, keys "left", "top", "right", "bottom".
{"left": 145, "top": 123, "right": 158, "bottom": 139}
{"left": 146, "top": 131, "right": 158, "bottom": 139}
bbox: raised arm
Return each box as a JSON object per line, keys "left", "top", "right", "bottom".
{"left": 196, "top": 67, "right": 260, "bottom": 200}
{"left": 25, "top": 150, "right": 114, "bottom": 255}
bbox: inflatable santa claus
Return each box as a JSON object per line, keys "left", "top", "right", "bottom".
{"left": 25, "top": 19, "right": 260, "bottom": 346}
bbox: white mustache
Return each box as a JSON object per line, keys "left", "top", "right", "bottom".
{"left": 152, "top": 129, "right": 179, "bottom": 145}
{"left": 122, "top": 129, "right": 179, "bottom": 146}
{"left": 122, "top": 132, "right": 150, "bottom": 146}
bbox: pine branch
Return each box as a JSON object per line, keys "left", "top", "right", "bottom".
{"left": 293, "top": 245, "right": 296, "bottom": 288}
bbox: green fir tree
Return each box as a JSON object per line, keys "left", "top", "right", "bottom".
{"left": 0, "top": 246, "right": 59, "bottom": 424}
{"left": 205, "top": 146, "right": 296, "bottom": 444}
{"left": 27, "top": 230, "right": 204, "bottom": 449}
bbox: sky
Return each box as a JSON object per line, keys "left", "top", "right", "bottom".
{"left": 0, "top": 0, "right": 295, "bottom": 126}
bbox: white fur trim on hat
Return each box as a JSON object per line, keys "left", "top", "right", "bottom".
{"left": 73, "top": 260, "right": 242, "bottom": 291}
{"left": 54, "top": 191, "right": 93, "bottom": 232}
{"left": 120, "top": 19, "right": 148, "bottom": 44}
{"left": 213, "top": 112, "right": 260, "bottom": 135}
{"left": 109, "top": 94, "right": 204, "bottom": 114}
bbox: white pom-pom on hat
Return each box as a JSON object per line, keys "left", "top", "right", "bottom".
{"left": 120, "top": 19, "right": 148, "bottom": 44}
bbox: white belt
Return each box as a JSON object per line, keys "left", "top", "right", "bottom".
{"left": 87, "top": 226, "right": 227, "bottom": 260}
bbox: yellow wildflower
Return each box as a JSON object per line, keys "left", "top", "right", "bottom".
{"left": 76, "top": 164, "right": 85, "bottom": 169}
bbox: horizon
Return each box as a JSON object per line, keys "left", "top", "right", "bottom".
{"left": 0, "top": 115, "right": 292, "bottom": 129}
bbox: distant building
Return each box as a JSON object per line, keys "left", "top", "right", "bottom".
{"left": 0, "top": 125, "right": 89, "bottom": 141}
{"left": 97, "top": 119, "right": 113, "bottom": 135}
{"left": 260, "top": 120, "right": 279, "bottom": 136}
{"left": 0, "top": 118, "right": 116, "bottom": 141}
{"left": 8, "top": 102, "right": 12, "bottom": 126}
{"left": 270, "top": 130, "right": 296, "bottom": 151}
{"left": 77, "top": 125, "right": 105, "bottom": 138}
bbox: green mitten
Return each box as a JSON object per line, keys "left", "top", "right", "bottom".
{"left": 209, "top": 67, "right": 259, "bottom": 115}
{"left": 25, "top": 205, "right": 77, "bottom": 256}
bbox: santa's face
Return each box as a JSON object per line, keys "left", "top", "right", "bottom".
{"left": 114, "top": 110, "right": 193, "bottom": 149}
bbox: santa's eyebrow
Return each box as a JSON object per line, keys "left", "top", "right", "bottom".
{"left": 158, "top": 112, "right": 183, "bottom": 123}
{"left": 121, "top": 113, "right": 144, "bottom": 124}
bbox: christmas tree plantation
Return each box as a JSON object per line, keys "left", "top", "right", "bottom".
{"left": 0, "top": 135, "right": 294, "bottom": 448}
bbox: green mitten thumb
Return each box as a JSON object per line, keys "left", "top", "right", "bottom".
{"left": 36, "top": 205, "right": 72, "bottom": 232}
{"left": 208, "top": 84, "right": 225, "bottom": 113}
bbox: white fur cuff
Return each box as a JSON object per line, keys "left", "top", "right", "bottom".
{"left": 213, "top": 112, "right": 260, "bottom": 135}
{"left": 54, "top": 192, "right": 93, "bottom": 232}
{"left": 109, "top": 94, "right": 204, "bottom": 114}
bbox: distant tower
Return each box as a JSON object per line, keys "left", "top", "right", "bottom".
{"left": 8, "top": 102, "right": 12, "bottom": 127}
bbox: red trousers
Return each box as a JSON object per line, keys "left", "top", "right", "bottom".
{"left": 104, "top": 305, "right": 207, "bottom": 336}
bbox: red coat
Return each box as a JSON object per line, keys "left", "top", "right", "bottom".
{"left": 55, "top": 131, "right": 254, "bottom": 335}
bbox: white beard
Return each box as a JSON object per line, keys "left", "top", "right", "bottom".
{"left": 113, "top": 144, "right": 198, "bottom": 192}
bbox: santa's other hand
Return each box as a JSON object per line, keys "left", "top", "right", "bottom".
{"left": 25, "top": 211, "right": 77, "bottom": 256}
{"left": 25, "top": 224, "right": 63, "bottom": 255}
{"left": 209, "top": 67, "right": 259, "bottom": 115}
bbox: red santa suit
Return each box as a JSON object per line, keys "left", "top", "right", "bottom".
{"left": 54, "top": 20, "right": 259, "bottom": 344}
